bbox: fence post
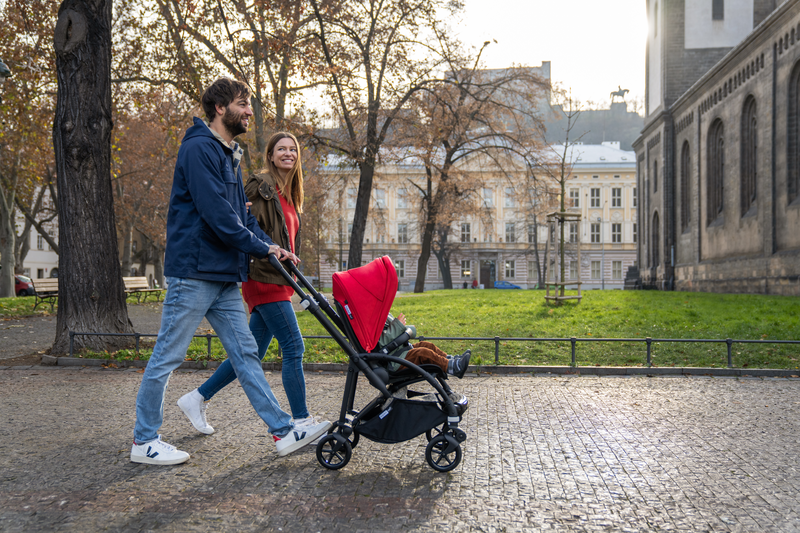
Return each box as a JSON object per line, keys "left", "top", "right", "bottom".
{"left": 494, "top": 336, "right": 500, "bottom": 365}
{"left": 726, "top": 338, "right": 733, "bottom": 368}
{"left": 571, "top": 337, "right": 577, "bottom": 367}
{"left": 206, "top": 334, "right": 212, "bottom": 358}
{"left": 646, "top": 337, "right": 652, "bottom": 367}
{"left": 134, "top": 333, "right": 140, "bottom": 355}
{"left": 69, "top": 331, "right": 74, "bottom": 357}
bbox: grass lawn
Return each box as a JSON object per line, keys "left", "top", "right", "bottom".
{"left": 12, "top": 289, "right": 800, "bottom": 370}
{"left": 0, "top": 292, "right": 164, "bottom": 318}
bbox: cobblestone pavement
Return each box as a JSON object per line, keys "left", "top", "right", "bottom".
{"left": 1, "top": 367, "right": 799, "bottom": 532}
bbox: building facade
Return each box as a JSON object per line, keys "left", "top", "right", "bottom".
{"left": 317, "top": 142, "right": 636, "bottom": 291}
{"left": 634, "top": 0, "right": 800, "bottom": 295}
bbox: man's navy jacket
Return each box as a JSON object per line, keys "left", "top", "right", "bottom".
{"left": 164, "top": 117, "right": 274, "bottom": 282}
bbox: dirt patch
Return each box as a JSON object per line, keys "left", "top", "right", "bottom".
{"left": 1, "top": 353, "right": 43, "bottom": 366}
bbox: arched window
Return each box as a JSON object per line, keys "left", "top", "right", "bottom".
{"left": 680, "top": 141, "right": 691, "bottom": 232}
{"left": 652, "top": 211, "right": 660, "bottom": 267}
{"left": 707, "top": 119, "right": 725, "bottom": 225}
{"left": 740, "top": 96, "right": 757, "bottom": 216}
{"left": 788, "top": 61, "right": 800, "bottom": 204}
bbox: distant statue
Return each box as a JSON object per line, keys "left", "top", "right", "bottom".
{"left": 610, "top": 85, "right": 629, "bottom": 103}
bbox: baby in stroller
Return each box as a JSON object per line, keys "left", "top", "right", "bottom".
{"left": 380, "top": 312, "right": 471, "bottom": 378}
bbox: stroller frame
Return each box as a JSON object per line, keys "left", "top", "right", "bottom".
{"left": 267, "top": 254, "right": 467, "bottom": 472}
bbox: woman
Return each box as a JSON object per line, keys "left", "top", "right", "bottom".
{"left": 177, "top": 132, "right": 325, "bottom": 435}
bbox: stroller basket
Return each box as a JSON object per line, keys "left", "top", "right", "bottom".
{"left": 355, "top": 398, "right": 447, "bottom": 444}
{"left": 266, "top": 254, "right": 468, "bottom": 473}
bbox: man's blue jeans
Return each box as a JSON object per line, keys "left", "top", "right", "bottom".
{"left": 133, "top": 277, "right": 293, "bottom": 443}
{"left": 198, "top": 300, "right": 309, "bottom": 419}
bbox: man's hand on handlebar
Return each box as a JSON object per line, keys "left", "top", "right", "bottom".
{"left": 268, "top": 244, "right": 300, "bottom": 265}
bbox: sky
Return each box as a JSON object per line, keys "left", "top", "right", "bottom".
{"left": 456, "top": 0, "right": 649, "bottom": 108}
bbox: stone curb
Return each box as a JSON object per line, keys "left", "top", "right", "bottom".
{"left": 7, "top": 356, "right": 793, "bottom": 378}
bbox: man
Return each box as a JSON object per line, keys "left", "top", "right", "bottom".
{"left": 131, "top": 78, "right": 329, "bottom": 465}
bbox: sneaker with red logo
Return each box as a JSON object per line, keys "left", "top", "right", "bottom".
{"left": 274, "top": 421, "right": 331, "bottom": 457}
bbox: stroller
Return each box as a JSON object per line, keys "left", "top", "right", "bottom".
{"left": 268, "top": 254, "right": 468, "bottom": 472}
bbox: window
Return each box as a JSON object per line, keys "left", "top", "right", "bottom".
{"left": 611, "top": 188, "right": 622, "bottom": 207}
{"left": 505, "top": 260, "right": 515, "bottom": 278}
{"left": 633, "top": 187, "right": 638, "bottom": 207}
{"left": 569, "top": 222, "right": 578, "bottom": 243}
{"left": 740, "top": 96, "right": 757, "bottom": 216}
{"left": 789, "top": 61, "right": 800, "bottom": 204}
{"left": 461, "top": 223, "right": 471, "bottom": 243}
{"left": 461, "top": 260, "right": 471, "bottom": 278}
{"left": 505, "top": 223, "right": 516, "bottom": 243}
{"left": 374, "top": 188, "right": 386, "bottom": 209}
{"left": 504, "top": 187, "right": 515, "bottom": 208}
{"left": 614, "top": 174, "right": 620, "bottom": 179}
{"left": 633, "top": 223, "right": 638, "bottom": 243}
{"left": 590, "top": 223, "right": 600, "bottom": 243}
{"left": 652, "top": 212, "right": 660, "bottom": 267}
{"left": 592, "top": 175, "right": 599, "bottom": 180}
{"left": 591, "top": 261, "right": 601, "bottom": 279}
{"left": 482, "top": 188, "right": 494, "bottom": 208}
{"left": 397, "top": 223, "right": 408, "bottom": 244}
{"left": 569, "top": 260, "right": 577, "bottom": 280}
{"left": 341, "top": 260, "right": 347, "bottom": 270}
{"left": 707, "top": 119, "right": 725, "bottom": 224}
{"left": 395, "top": 260, "right": 405, "bottom": 278}
{"left": 590, "top": 188, "right": 600, "bottom": 207}
{"left": 528, "top": 260, "right": 539, "bottom": 284}
{"left": 396, "top": 188, "right": 408, "bottom": 209}
{"left": 528, "top": 224, "right": 537, "bottom": 243}
{"left": 612, "top": 223, "right": 622, "bottom": 243}
{"left": 712, "top": 0, "right": 724, "bottom": 20}
{"left": 569, "top": 188, "right": 580, "bottom": 208}
{"left": 653, "top": 159, "right": 658, "bottom": 193}
{"left": 654, "top": 2, "right": 658, "bottom": 37}
{"left": 680, "top": 141, "right": 691, "bottom": 232}
{"left": 612, "top": 261, "right": 622, "bottom": 280}
{"left": 37, "top": 235, "right": 43, "bottom": 250}
{"left": 346, "top": 187, "right": 357, "bottom": 209}
{"left": 37, "top": 268, "right": 44, "bottom": 279}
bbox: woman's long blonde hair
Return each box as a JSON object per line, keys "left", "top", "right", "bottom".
{"left": 265, "top": 131, "right": 304, "bottom": 214}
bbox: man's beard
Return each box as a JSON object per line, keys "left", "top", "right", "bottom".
{"left": 222, "top": 107, "right": 247, "bottom": 138}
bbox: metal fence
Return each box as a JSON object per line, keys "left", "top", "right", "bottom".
{"left": 68, "top": 331, "right": 800, "bottom": 368}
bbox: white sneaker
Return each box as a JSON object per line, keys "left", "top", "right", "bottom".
{"left": 293, "top": 416, "right": 331, "bottom": 445}
{"left": 130, "top": 436, "right": 190, "bottom": 465}
{"left": 177, "top": 389, "right": 214, "bottom": 435}
{"left": 274, "top": 421, "right": 332, "bottom": 457}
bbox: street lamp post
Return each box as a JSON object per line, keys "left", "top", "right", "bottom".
{"left": 597, "top": 216, "right": 605, "bottom": 290}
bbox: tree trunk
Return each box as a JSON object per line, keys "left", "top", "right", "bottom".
{"left": 120, "top": 223, "right": 132, "bottom": 276}
{"left": 347, "top": 156, "right": 376, "bottom": 270}
{"left": 153, "top": 244, "right": 164, "bottom": 288}
{"left": 51, "top": 0, "right": 133, "bottom": 354}
{"left": 0, "top": 201, "right": 15, "bottom": 297}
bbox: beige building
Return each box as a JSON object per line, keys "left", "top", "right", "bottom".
{"left": 317, "top": 142, "right": 636, "bottom": 291}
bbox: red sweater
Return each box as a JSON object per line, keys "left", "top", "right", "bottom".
{"left": 242, "top": 191, "right": 298, "bottom": 312}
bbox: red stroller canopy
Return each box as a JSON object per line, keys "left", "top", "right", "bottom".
{"left": 332, "top": 256, "right": 397, "bottom": 352}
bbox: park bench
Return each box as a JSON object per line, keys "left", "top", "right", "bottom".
{"left": 31, "top": 278, "right": 59, "bottom": 312}
{"left": 123, "top": 276, "right": 164, "bottom": 303}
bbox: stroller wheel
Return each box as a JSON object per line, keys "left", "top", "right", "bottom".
{"left": 316, "top": 434, "right": 352, "bottom": 470}
{"left": 425, "top": 434, "right": 462, "bottom": 472}
{"left": 425, "top": 424, "right": 444, "bottom": 442}
{"left": 330, "top": 421, "right": 360, "bottom": 448}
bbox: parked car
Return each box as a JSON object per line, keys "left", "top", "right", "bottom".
{"left": 15, "top": 275, "right": 34, "bottom": 296}
{"left": 494, "top": 280, "right": 522, "bottom": 289}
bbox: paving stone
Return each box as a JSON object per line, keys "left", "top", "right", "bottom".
{"left": 1, "top": 369, "right": 800, "bottom": 531}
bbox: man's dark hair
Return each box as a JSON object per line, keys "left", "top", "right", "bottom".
{"left": 201, "top": 78, "right": 250, "bottom": 120}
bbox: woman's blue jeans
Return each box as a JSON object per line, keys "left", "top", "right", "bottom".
{"left": 198, "top": 300, "right": 309, "bottom": 419}
{"left": 134, "top": 278, "right": 293, "bottom": 443}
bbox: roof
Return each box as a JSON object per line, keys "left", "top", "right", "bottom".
{"left": 546, "top": 142, "right": 636, "bottom": 169}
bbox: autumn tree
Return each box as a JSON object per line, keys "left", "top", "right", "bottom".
{"left": 116, "top": 0, "right": 328, "bottom": 172}
{"left": 308, "top": 0, "right": 463, "bottom": 271}
{"left": 51, "top": 0, "right": 133, "bottom": 353}
{"left": 0, "top": 0, "right": 59, "bottom": 297}
{"left": 390, "top": 53, "right": 549, "bottom": 291}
